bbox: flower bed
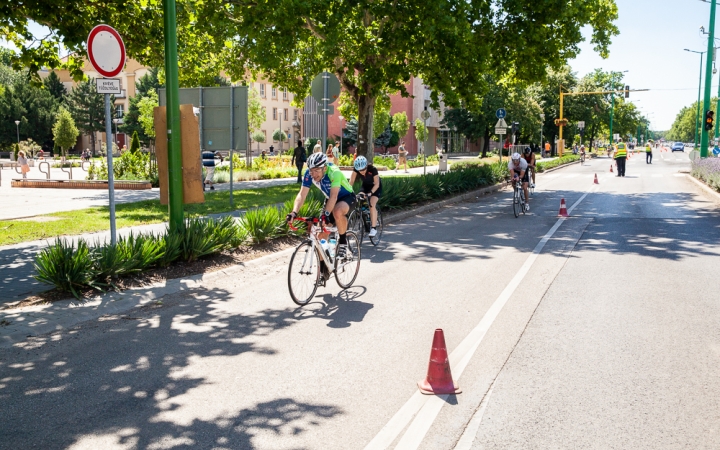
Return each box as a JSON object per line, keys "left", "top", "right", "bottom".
{"left": 691, "top": 158, "right": 720, "bottom": 192}
{"left": 535, "top": 155, "right": 581, "bottom": 172}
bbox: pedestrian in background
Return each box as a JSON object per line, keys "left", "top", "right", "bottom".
{"left": 645, "top": 141, "right": 652, "bottom": 164}
{"left": 292, "top": 140, "right": 307, "bottom": 183}
{"left": 326, "top": 143, "right": 338, "bottom": 165}
{"left": 313, "top": 140, "right": 322, "bottom": 154}
{"left": 397, "top": 140, "right": 408, "bottom": 173}
{"left": 17, "top": 150, "right": 29, "bottom": 180}
{"left": 202, "top": 149, "right": 216, "bottom": 190}
{"left": 544, "top": 141, "right": 551, "bottom": 158}
{"left": 333, "top": 142, "right": 341, "bottom": 163}
{"left": 614, "top": 139, "right": 627, "bottom": 177}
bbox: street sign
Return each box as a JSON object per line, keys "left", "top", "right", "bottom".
{"left": 96, "top": 78, "right": 121, "bottom": 94}
{"left": 689, "top": 150, "right": 701, "bottom": 161}
{"left": 495, "top": 118, "right": 507, "bottom": 128}
{"left": 87, "top": 25, "right": 126, "bottom": 78}
{"left": 495, "top": 127, "right": 507, "bottom": 135}
{"left": 496, "top": 108, "right": 506, "bottom": 119}
{"left": 420, "top": 110, "right": 431, "bottom": 120}
{"left": 613, "top": 133, "right": 620, "bottom": 140}
{"left": 578, "top": 121, "right": 585, "bottom": 129}
{"left": 311, "top": 72, "right": 340, "bottom": 105}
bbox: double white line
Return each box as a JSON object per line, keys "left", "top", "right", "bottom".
{"left": 364, "top": 187, "right": 597, "bottom": 450}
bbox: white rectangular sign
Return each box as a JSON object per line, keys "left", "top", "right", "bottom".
{"left": 495, "top": 127, "right": 507, "bottom": 135}
{"left": 96, "top": 78, "right": 122, "bottom": 94}
{"left": 578, "top": 121, "right": 585, "bottom": 128}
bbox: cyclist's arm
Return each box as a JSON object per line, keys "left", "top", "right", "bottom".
{"left": 292, "top": 186, "right": 310, "bottom": 214}
{"left": 349, "top": 171, "right": 357, "bottom": 190}
{"left": 371, "top": 174, "right": 380, "bottom": 195}
{"left": 325, "top": 186, "right": 340, "bottom": 213}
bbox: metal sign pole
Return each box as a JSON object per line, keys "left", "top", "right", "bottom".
{"left": 230, "top": 85, "right": 235, "bottom": 208}
{"left": 499, "top": 133, "right": 504, "bottom": 163}
{"left": 104, "top": 93, "right": 117, "bottom": 245}
{"left": 323, "top": 71, "right": 329, "bottom": 151}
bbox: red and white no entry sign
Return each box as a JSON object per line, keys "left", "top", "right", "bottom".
{"left": 87, "top": 25, "right": 126, "bottom": 78}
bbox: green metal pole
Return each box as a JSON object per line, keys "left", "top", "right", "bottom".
{"left": 695, "top": 53, "right": 703, "bottom": 150}
{"left": 716, "top": 51, "right": 720, "bottom": 140}
{"left": 164, "top": 0, "right": 184, "bottom": 232}
{"left": 701, "top": 0, "right": 717, "bottom": 158}
{"left": 609, "top": 74, "right": 615, "bottom": 145}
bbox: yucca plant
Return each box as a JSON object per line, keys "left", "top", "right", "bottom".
{"left": 93, "top": 240, "right": 137, "bottom": 280}
{"left": 159, "top": 231, "right": 183, "bottom": 267}
{"left": 182, "top": 217, "right": 236, "bottom": 262}
{"left": 240, "top": 206, "right": 284, "bottom": 244}
{"left": 34, "top": 239, "right": 100, "bottom": 298}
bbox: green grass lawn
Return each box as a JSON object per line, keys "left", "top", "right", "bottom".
{"left": 0, "top": 184, "right": 300, "bottom": 246}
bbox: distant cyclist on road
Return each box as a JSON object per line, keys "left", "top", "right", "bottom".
{"left": 508, "top": 152, "right": 530, "bottom": 212}
{"left": 522, "top": 147, "right": 536, "bottom": 188}
{"left": 286, "top": 152, "right": 356, "bottom": 258}
{"left": 349, "top": 156, "right": 382, "bottom": 238}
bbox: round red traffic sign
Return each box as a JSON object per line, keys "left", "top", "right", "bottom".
{"left": 87, "top": 25, "right": 126, "bottom": 78}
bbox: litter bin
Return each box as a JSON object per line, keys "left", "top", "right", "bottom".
{"left": 439, "top": 153, "right": 448, "bottom": 172}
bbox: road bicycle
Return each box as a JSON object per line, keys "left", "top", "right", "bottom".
{"left": 527, "top": 166, "right": 535, "bottom": 196}
{"left": 347, "top": 193, "right": 384, "bottom": 246}
{"left": 512, "top": 177, "right": 527, "bottom": 218}
{"left": 580, "top": 151, "right": 586, "bottom": 164}
{"left": 287, "top": 217, "right": 361, "bottom": 306}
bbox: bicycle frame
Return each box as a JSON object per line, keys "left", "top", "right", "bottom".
{"left": 290, "top": 218, "right": 338, "bottom": 273}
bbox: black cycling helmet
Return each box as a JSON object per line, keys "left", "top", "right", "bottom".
{"left": 523, "top": 147, "right": 532, "bottom": 154}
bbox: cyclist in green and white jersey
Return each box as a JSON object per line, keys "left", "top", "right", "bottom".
{"left": 286, "top": 152, "right": 356, "bottom": 257}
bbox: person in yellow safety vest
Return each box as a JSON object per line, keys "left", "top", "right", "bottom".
{"left": 614, "top": 140, "right": 627, "bottom": 177}
{"left": 645, "top": 142, "right": 653, "bottom": 164}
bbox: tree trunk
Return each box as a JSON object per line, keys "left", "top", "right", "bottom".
{"left": 356, "top": 95, "right": 375, "bottom": 160}
{"left": 482, "top": 132, "right": 491, "bottom": 158}
{"left": 90, "top": 132, "right": 96, "bottom": 155}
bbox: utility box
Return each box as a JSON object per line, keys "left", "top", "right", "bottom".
{"left": 438, "top": 153, "right": 448, "bottom": 172}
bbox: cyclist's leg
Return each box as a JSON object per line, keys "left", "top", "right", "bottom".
{"left": 369, "top": 194, "right": 380, "bottom": 227}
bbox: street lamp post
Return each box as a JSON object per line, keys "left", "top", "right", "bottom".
{"left": 685, "top": 49, "right": 706, "bottom": 150}
{"left": 608, "top": 70, "right": 628, "bottom": 145}
{"left": 14, "top": 120, "right": 20, "bottom": 143}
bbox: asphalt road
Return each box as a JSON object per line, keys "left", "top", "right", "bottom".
{"left": 1, "top": 148, "right": 719, "bottom": 449}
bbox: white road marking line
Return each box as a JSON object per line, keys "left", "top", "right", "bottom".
{"left": 365, "top": 188, "right": 598, "bottom": 450}
{"left": 652, "top": 174, "right": 663, "bottom": 178}
{"left": 673, "top": 173, "right": 686, "bottom": 177}
{"left": 454, "top": 383, "right": 496, "bottom": 450}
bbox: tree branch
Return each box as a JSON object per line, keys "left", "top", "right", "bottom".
{"left": 301, "top": 16, "right": 326, "bottom": 41}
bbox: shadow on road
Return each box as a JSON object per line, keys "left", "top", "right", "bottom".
{"left": 0, "top": 284, "right": 344, "bottom": 448}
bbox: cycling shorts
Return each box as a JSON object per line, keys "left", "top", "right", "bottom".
{"left": 513, "top": 169, "right": 529, "bottom": 183}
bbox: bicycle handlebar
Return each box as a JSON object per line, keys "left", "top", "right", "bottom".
{"left": 289, "top": 216, "right": 328, "bottom": 233}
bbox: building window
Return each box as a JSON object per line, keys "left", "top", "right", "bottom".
{"left": 283, "top": 88, "right": 288, "bottom": 100}
{"left": 262, "top": 130, "right": 267, "bottom": 142}
{"left": 271, "top": 87, "right": 277, "bottom": 98}
{"left": 293, "top": 109, "right": 298, "bottom": 120}
{"left": 284, "top": 108, "right": 288, "bottom": 121}
{"left": 272, "top": 107, "right": 277, "bottom": 120}
{"left": 259, "top": 84, "right": 265, "bottom": 97}
{"left": 115, "top": 104, "right": 124, "bottom": 118}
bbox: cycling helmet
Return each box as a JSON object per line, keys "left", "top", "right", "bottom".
{"left": 511, "top": 152, "right": 521, "bottom": 161}
{"left": 306, "top": 152, "right": 327, "bottom": 169}
{"left": 523, "top": 147, "right": 532, "bottom": 154}
{"left": 354, "top": 155, "right": 368, "bottom": 171}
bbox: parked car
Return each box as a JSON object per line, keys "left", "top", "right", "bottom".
{"left": 671, "top": 142, "right": 685, "bottom": 152}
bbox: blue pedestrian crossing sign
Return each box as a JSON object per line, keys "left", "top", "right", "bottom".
{"left": 496, "top": 108, "right": 507, "bottom": 119}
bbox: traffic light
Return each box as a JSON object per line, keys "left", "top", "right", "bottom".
{"left": 511, "top": 122, "right": 520, "bottom": 135}
{"left": 705, "top": 110, "right": 715, "bottom": 131}
{"left": 624, "top": 85, "right": 630, "bottom": 98}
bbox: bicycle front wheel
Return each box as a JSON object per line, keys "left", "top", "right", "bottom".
{"left": 513, "top": 187, "right": 521, "bottom": 218}
{"left": 370, "top": 210, "right": 384, "bottom": 246}
{"left": 288, "top": 241, "right": 320, "bottom": 306}
{"left": 335, "top": 231, "right": 361, "bottom": 289}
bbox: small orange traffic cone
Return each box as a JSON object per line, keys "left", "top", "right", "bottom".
{"left": 610, "top": 164, "right": 613, "bottom": 173}
{"left": 594, "top": 173, "right": 599, "bottom": 184}
{"left": 418, "top": 329, "right": 461, "bottom": 395}
{"left": 558, "top": 198, "right": 569, "bottom": 217}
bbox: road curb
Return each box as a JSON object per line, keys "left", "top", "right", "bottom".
{"left": 684, "top": 173, "right": 720, "bottom": 203}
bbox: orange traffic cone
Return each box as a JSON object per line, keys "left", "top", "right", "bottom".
{"left": 418, "top": 329, "right": 461, "bottom": 395}
{"left": 610, "top": 164, "right": 613, "bottom": 173}
{"left": 558, "top": 198, "right": 569, "bottom": 217}
{"left": 594, "top": 173, "right": 599, "bottom": 184}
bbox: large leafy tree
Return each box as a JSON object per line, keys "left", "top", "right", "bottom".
{"left": 120, "top": 68, "right": 162, "bottom": 144}
{"left": 67, "top": 78, "right": 111, "bottom": 154}
{"left": 211, "top": 0, "right": 618, "bottom": 159}
{"left": 52, "top": 107, "right": 79, "bottom": 156}
{"left": 43, "top": 71, "right": 66, "bottom": 102}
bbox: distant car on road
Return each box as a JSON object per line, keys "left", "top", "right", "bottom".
{"left": 671, "top": 142, "right": 685, "bottom": 152}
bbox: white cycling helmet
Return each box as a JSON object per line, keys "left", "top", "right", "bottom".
{"left": 354, "top": 155, "right": 368, "bottom": 171}
{"left": 511, "top": 152, "right": 521, "bottom": 161}
{"left": 306, "top": 152, "right": 327, "bottom": 169}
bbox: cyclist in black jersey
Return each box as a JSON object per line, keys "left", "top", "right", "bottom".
{"left": 349, "top": 156, "right": 382, "bottom": 237}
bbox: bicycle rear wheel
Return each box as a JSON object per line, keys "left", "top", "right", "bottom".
{"left": 513, "top": 186, "right": 521, "bottom": 218}
{"left": 288, "top": 241, "right": 320, "bottom": 306}
{"left": 335, "top": 231, "right": 361, "bottom": 289}
{"left": 370, "top": 210, "right": 383, "bottom": 246}
{"left": 521, "top": 189, "right": 526, "bottom": 215}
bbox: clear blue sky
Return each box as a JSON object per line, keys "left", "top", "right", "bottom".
{"left": 569, "top": 0, "right": 719, "bottom": 131}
